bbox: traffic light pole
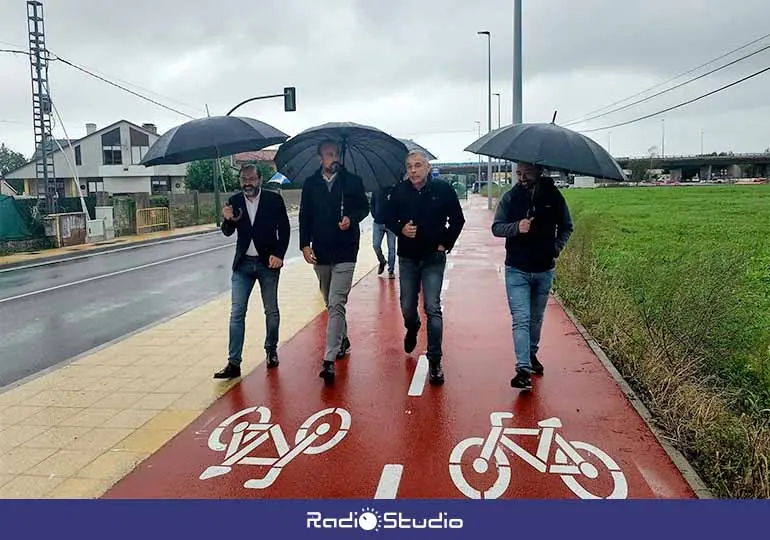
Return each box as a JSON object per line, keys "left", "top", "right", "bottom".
{"left": 226, "top": 87, "right": 296, "bottom": 117}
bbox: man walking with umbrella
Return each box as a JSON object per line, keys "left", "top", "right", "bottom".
{"left": 215, "top": 164, "right": 291, "bottom": 379}
{"left": 491, "top": 162, "right": 573, "bottom": 391}
{"left": 370, "top": 185, "right": 397, "bottom": 279}
{"left": 299, "top": 139, "right": 369, "bottom": 383}
{"left": 386, "top": 150, "right": 465, "bottom": 384}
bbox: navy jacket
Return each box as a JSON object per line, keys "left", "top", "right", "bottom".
{"left": 491, "top": 177, "right": 573, "bottom": 272}
{"left": 298, "top": 167, "right": 369, "bottom": 265}
{"left": 221, "top": 189, "right": 291, "bottom": 271}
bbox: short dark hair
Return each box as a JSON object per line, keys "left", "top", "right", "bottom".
{"left": 239, "top": 163, "right": 261, "bottom": 178}
{"left": 317, "top": 139, "right": 340, "bottom": 156}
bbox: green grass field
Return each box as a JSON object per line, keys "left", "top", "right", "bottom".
{"left": 554, "top": 184, "right": 770, "bottom": 497}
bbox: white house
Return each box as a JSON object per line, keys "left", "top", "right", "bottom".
{"left": 4, "top": 120, "right": 188, "bottom": 197}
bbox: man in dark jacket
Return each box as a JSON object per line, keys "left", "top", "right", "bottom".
{"left": 215, "top": 164, "right": 291, "bottom": 379}
{"left": 386, "top": 150, "right": 465, "bottom": 384}
{"left": 299, "top": 139, "right": 369, "bottom": 383}
{"left": 491, "top": 162, "right": 573, "bottom": 391}
{"left": 370, "top": 186, "right": 396, "bottom": 278}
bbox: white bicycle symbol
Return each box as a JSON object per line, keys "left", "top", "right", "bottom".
{"left": 449, "top": 412, "right": 628, "bottom": 499}
{"left": 199, "top": 405, "right": 351, "bottom": 489}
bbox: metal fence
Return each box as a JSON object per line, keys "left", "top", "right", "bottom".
{"left": 136, "top": 207, "right": 170, "bottom": 234}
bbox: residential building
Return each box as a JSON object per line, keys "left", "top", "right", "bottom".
{"left": 1, "top": 179, "right": 19, "bottom": 196}
{"left": 4, "top": 120, "right": 188, "bottom": 197}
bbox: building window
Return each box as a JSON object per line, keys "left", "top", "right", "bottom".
{"left": 101, "top": 128, "right": 122, "bottom": 165}
{"left": 87, "top": 179, "right": 105, "bottom": 194}
{"left": 151, "top": 176, "right": 171, "bottom": 194}
{"left": 75, "top": 145, "right": 82, "bottom": 166}
{"left": 130, "top": 128, "right": 150, "bottom": 165}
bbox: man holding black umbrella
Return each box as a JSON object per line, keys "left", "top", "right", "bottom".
{"left": 386, "top": 150, "right": 465, "bottom": 385}
{"left": 491, "top": 162, "right": 573, "bottom": 391}
{"left": 299, "top": 139, "right": 369, "bottom": 383}
{"left": 215, "top": 164, "right": 291, "bottom": 379}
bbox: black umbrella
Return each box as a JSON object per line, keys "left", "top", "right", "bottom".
{"left": 465, "top": 121, "right": 625, "bottom": 181}
{"left": 273, "top": 122, "right": 409, "bottom": 191}
{"left": 398, "top": 138, "right": 437, "bottom": 161}
{"left": 139, "top": 115, "right": 289, "bottom": 166}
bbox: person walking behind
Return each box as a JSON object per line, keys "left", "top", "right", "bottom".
{"left": 215, "top": 164, "right": 291, "bottom": 379}
{"left": 386, "top": 150, "right": 465, "bottom": 385}
{"left": 491, "top": 162, "right": 573, "bottom": 391}
{"left": 299, "top": 139, "right": 369, "bottom": 383}
{"left": 371, "top": 186, "right": 396, "bottom": 278}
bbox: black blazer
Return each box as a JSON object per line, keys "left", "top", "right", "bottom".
{"left": 221, "top": 189, "right": 291, "bottom": 271}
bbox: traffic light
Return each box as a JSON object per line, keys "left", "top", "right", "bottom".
{"left": 284, "top": 87, "right": 296, "bottom": 112}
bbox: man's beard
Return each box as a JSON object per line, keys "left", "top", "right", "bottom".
{"left": 243, "top": 185, "right": 259, "bottom": 196}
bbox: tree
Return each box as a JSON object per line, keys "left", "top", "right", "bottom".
{"left": 185, "top": 159, "right": 238, "bottom": 192}
{"left": 0, "top": 143, "right": 27, "bottom": 192}
{"left": 627, "top": 159, "right": 649, "bottom": 183}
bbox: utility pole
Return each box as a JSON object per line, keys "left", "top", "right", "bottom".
{"left": 27, "top": 1, "right": 56, "bottom": 214}
{"left": 512, "top": 0, "right": 523, "bottom": 182}
{"left": 494, "top": 92, "right": 501, "bottom": 178}
{"left": 478, "top": 30, "right": 493, "bottom": 210}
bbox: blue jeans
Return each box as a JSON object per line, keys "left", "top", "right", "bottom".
{"left": 372, "top": 221, "right": 396, "bottom": 273}
{"left": 228, "top": 256, "right": 281, "bottom": 365}
{"left": 399, "top": 252, "right": 446, "bottom": 361}
{"left": 504, "top": 266, "right": 554, "bottom": 373}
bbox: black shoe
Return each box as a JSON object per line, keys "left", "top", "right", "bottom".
{"left": 531, "top": 354, "right": 544, "bottom": 375}
{"left": 266, "top": 349, "right": 279, "bottom": 368}
{"left": 404, "top": 323, "right": 420, "bottom": 354}
{"left": 511, "top": 368, "right": 532, "bottom": 390}
{"left": 336, "top": 337, "right": 351, "bottom": 360}
{"left": 319, "top": 361, "right": 335, "bottom": 383}
{"left": 214, "top": 363, "right": 241, "bottom": 379}
{"left": 429, "top": 359, "right": 445, "bottom": 385}
{"left": 388, "top": 271, "right": 395, "bottom": 279}
{"left": 378, "top": 261, "right": 386, "bottom": 275}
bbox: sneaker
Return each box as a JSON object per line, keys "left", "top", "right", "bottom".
{"left": 319, "top": 361, "right": 335, "bottom": 383}
{"left": 266, "top": 349, "right": 279, "bottom": 368}
{"left": 510, "top": 368, "right": 532, "bottom": 390}
{"left": 378, "top": 261, "right": 386, "bottom": 275}
{"left": 531, "top": 354, "right": 544, "bottom": 375}
{"left": 388, "top": 271, "right": 395, "bottom": 279}
{"left": 336, "top": 337, "right": 351, "bottom": 359}
{"left": 429, "top": 359, "right": 445, "bottom": 385}
{"left": 404, "top": 323, "right": 420, "bottom": 354}
{"left": 214, "top": 363, "right": 241, "bottom": 379}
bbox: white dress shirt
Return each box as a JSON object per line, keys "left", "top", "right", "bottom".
{"left": 244, "top": 191, "right": 261, "bottom": 256}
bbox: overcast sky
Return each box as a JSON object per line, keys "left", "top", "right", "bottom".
{"left": 1, "top": 0, "right": 770, "bottom": 165}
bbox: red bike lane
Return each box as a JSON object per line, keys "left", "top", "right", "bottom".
{"left": 102, "top": 204, "right": 699, "bottom": 500}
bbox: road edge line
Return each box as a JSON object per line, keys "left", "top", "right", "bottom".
{"left": 551, "top": 292, "right": 714, "bottom": 500}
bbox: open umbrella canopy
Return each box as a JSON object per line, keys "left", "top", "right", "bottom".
{"left": 273, "top": 122, "right": 409, "bottom": 191}
{"left": 465, "top": 122, "right": 625, "bottom": 181}
{"left": 140, "top": 116, "right": 289, "bottom": 166}
{"left": 398, "top": 138, "right": 437, "bottom": 161}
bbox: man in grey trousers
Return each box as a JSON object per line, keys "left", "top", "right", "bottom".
{"left": 299, "top": 139, "right": 370, "bottom": 383}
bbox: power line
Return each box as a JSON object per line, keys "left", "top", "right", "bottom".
{"left": 53, "top": 55, "right": 197, "bottom": 120}
{"left": 0, "top": 48, "right": 30, "bottom": 55}
{"left": 577, "top": 63, "right": 770, "bottom": 133}
{"left": 563, "top": 30, "right": 770, "bottom": 125}
{"left": 562, "top": 40, "right": 770, "bottom": 127}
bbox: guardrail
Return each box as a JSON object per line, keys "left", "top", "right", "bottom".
{"left": 136, "top": 206, "right": 170, "bottom": 234}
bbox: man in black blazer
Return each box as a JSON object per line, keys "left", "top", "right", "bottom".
{"left": 214, "top": 164, "right": 291, "bottom": 379}
{"left": 299, "top": 139, "right": 369, "bottom": 383}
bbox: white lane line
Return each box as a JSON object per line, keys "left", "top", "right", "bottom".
{"left": 374, "top": 464, "right": 404, "bottom": 499}
{"left": 0, "top": 231, "right": 220, "bottom": 274}
{"left": 408, "top": 355, "right": 429, "bottom": 396}
{"left": 0, "top": 244, "right": 232, "bottom": 305}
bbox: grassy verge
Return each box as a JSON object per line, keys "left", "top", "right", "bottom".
{"left": 554, "top": 184, "right": 770, "bottom": 498}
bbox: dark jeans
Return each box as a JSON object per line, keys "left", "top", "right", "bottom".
{"left": 372, "top": 221, "right": 396, "bottom": 273}
{"left": 228, "top": 256, "right": 281, "bottom": 366}
{"left": 504, "top": 265, "right": 554, "bottom": 372}
{"left": 399, "top": 252, "right": 446, "bottom": 361}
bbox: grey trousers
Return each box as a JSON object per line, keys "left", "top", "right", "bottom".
{"left": 314, "top": 262, "right": 356, "bottom": 363}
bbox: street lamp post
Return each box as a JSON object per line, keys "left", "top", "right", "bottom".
{"left": 474, "top": 120, "right": 482, "bottom": 187}
{"left": 512, "top": 0, "right": 523, "bottom": 182}
{"left": 478, "top": 30, "right": 493, "bottom": 210}
{"left": 493, "top": 92, "right": 501, "bottom": 177}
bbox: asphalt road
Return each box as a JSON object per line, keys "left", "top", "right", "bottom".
{"left": 0, "top": 215, "right": 322, "bottom": 389}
